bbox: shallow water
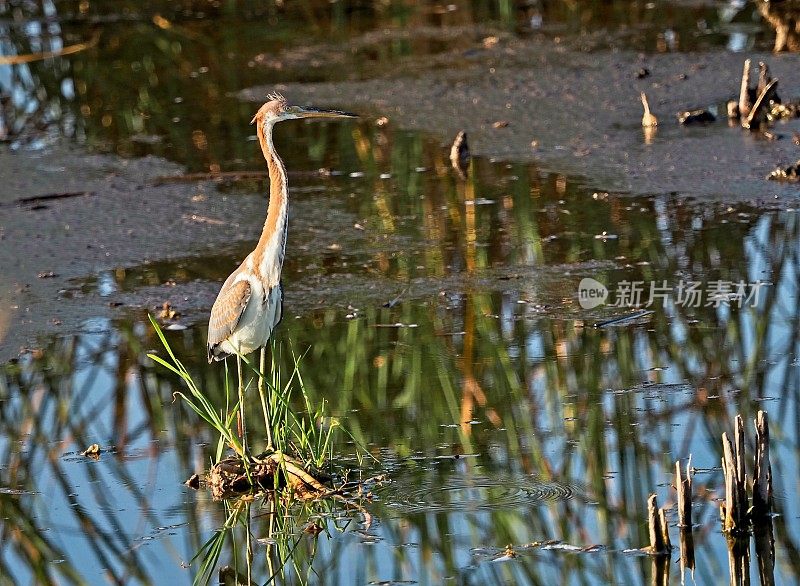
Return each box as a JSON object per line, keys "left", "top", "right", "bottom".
{"left": 2, "top": 1, "right": 800, "bottom": 585}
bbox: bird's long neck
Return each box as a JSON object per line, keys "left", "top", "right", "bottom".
{"left": 253, "top": 119, "right": 289, "bottom": 287}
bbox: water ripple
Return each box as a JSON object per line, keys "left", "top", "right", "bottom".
{"left": 382, "top": 473, "right": 576, "bottom": 514}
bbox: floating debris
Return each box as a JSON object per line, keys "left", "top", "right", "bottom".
{"left": 727, "top": 99, "right": 740, "bottom": 120}
{"left": 383, "top": 287, "right": 408, "bottom": 309}
{"left": 594, "top": 231, "right": 618, "bottom": 240}
{"left": 766, "top": 159, "right": 800, "bottom": 182}
{"left": 208, "top": 451, "right": 330, "bottom": 501}
{"left": 81, "top": 444, "right": 101, "bottom": 460}
{"left": 593, "top": 310, "right": 653, "bottom": 328}
{"left": 770, "top": 102, "right": 800, "bottom": 121}
{"left": 678, "top": 109, "right": 716, "bottom": 125}
{"left": 640, "top": 92, "right": 658, "bottom": 128}
{"left": 159, "top": 301, "right": 180, "bottom": 320}
{"left": 493, "top": 544, "right": 517, "bottom": 561}
{"left": 184, "top": 474, "right": 201, "bottom": 490}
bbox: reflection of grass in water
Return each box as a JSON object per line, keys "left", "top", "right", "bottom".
{"left": 193, "top": 496, "right": 347, "bottom": 586}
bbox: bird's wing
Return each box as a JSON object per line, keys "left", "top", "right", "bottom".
{"left": 207, "top": 277, "right": 251, "bottom": 361}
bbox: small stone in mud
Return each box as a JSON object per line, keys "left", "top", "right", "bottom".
{"left": 82, "top": 444, "right": 101, "bottom": 459}
{"left": 492, "top": 120, "right": 509, "bottom": 128}
{"left": 184, "top": 473, "right": 201, "bottom": 489}
{"left": 677, "top": 109, "right": 716, "bottom": 125}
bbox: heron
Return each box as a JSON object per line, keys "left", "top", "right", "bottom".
{"left": 207, "top": 93, "right": 356, "bottom": 451}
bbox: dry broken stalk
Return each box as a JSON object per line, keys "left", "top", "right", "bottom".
{"left": 721, "top": 420, "right": 748, "bottom": 534}
{"left": 640, "top": 92, "right": 658, "bottom": 128}
{"left": 735, "top": 415, "right": 747, "bottom": 518}
{"left": 646, "top": 494, "right": 671, "bottom": 555}
{"left": 739, "top": 59, "right": 752, "bottom": 118}
{"left": 658, "top": 508, "right": 671, "bottom": 550}
{"left": 757, "top": 61, "right": 772, "bottom": 97}
{"left": 676, "top": 455, "right": 692, "bottom": 528}
{"left": 744, "top": 79, "right": 779, "bottom": 130}
{"left": 753, "top": 410, "right": 773, "bottom": 517}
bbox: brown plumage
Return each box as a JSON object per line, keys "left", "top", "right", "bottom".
{"left": 207, "top": 94, "right": 356, "bottom": 363}
{"left": 207, "top": 276, "right": 252, "bottom": 361}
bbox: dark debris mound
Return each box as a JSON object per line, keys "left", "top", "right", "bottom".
{"left": 207, "top": 451, "right": 331, "bottom": 501}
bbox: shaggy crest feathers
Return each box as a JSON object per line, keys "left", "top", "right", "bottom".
{"left": 250, "top": 92, "right": 288, "bottom": 124}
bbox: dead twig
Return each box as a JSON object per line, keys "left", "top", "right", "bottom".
{"left": 0, "top": 31, "right": 99, "bottom": 65}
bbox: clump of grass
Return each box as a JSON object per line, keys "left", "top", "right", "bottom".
{"left": 147, "top": 316, "right": 244, "bottom": 462}
{"left": 147, "top": 316, "right": 375, "bottom": 584}
{"left": 146, "top": 315, "right": 340, "bottom": 487}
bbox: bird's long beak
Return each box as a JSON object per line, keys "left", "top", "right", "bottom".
{"left": 294, "top": 106, "right": 358, "bottom": 119}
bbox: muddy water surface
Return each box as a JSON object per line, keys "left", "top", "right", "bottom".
{"left": 2, "top": 1, "right": 800, "bottom": 584}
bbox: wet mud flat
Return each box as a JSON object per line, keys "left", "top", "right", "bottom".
{"left": 251, "top": 40, "right": 800, "bottom": 199}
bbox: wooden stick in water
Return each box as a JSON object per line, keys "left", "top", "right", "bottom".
{"left": 721, "top": 431, "right": 746, "bottom": 533}
{"left": 739, "top": 59, "right": 752, "bottom": 118}
{"left": 753, "top": 410, "right": 773, "bottom": 517}
{"left": 676, "top": 455, "right": 692, "bottom": 528}
{"left": 646, "top": 494, "right": 671, "bottom": 555}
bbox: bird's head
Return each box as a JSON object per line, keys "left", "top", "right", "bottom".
{"left": 251, "top": 92, "right": 357, "bottom": 125}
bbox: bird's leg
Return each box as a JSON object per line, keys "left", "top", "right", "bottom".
{"left": 257, "top": 346, "right": 274, "bottom": 451}
{"left": 237, "top": 354, "right": 247, "bottom": 454}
